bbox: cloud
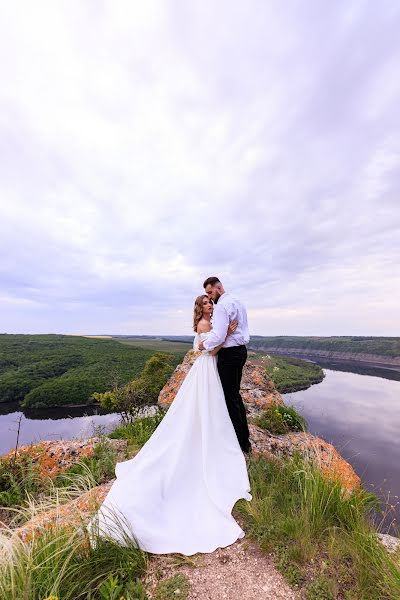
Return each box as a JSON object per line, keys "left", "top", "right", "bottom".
{"left": 0, "top": 0, "right": 399, "bottom": 335}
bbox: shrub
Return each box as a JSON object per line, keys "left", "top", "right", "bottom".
{"left": 0, "top": 453, "right": 42, "bottom": 508}
{"left": 110, "top": 410, "right": 167, "bottom": 451}
{"left": 92, "top": 353, "right": 176, "bottom": 423}
{"left": 253, "top": 403, "right": 307, "bottom": 434}
{"left": 304, "top": 575, "right": 336, "bottom": 599}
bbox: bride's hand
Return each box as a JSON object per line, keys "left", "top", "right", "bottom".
{"left": 227, "top": 320, "right": 238, "bottom": 335}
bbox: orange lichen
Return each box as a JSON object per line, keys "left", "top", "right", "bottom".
{"left": 4, "top": 438, "right": 125, "bottom": 482}
{"left": 15, "top": 481, "right": 113, "bottom": 543}
{"left": 249, "top": 425, "right": 361, "bottom": 494}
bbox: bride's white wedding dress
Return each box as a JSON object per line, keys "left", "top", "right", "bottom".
{"left": 91, "top": 331, "right": 252, "bottom": 556}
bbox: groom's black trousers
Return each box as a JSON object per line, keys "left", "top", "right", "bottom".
{"left": 217, "top": 345, "right": 251, "bottom": 452}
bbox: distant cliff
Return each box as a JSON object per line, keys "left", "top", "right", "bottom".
{"left": 247, "top": 345, "right": 400, "bottom": 369}
{"left": 247, "top": 336, "right": 400, "bottom": 369}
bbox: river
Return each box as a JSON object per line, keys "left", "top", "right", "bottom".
{"left": 283, "top": 367, "right": 400, "bottom": 533}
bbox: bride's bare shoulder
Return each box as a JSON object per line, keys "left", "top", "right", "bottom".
{"left": 196, "top": 319, "right": 211, "bottom": 334}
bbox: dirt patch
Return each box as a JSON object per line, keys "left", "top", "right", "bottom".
{"left": 144, "top": 519, "right": 299, "bottom": 600}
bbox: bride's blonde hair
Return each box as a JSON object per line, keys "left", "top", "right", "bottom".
{"left": 193, "top": 294, "right": 209, "bottom": 332}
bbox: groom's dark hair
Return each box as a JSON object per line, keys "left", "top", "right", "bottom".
{"left": 203, "top": 276, "right": 221, "bottom": 288}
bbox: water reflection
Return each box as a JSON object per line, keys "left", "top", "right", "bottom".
{"left": 284, "top": 369, "right": 400, "bottom": 533}
{"left": 0, "top": 404, "right": 121, "bottom": 455}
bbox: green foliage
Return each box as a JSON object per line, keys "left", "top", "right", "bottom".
{"left": 236, "top": 453, "right": 400, "bottom": 599}
{"left": 93, "top": 353, "right": 176, "bottom": 422}
{"left": 275, "top": 542, "right": 304, "bottom": 586}
{"left": 304, "top": 575, "right": 336, "bottom": 599}
{"left": 109, "top": 410, "right": 167, "bottom": 451}
{"left": 56, "top": 436, "right": 119, "bottom": 489}
{"left": 253, "top": 403, "right": 307, "bottom": 434}
{"left": 0, "top": 334, "right": 183, "bottom": 408}
{"left": 249, "top": 336, "right": 400, "bottom": 358}
{"left": 97, "top": 574, "right": 149, "bottom": 600}
{"left": 253, "top": 353, "right": 324, "bottom": 393}
{"left": 0, "top": 513, "right": 148, "bottom": 599}
{"left": 0, "top": 453, "right": 42, "bottom": 508}
{"left": 153, "top": 573, "right": 191, "bottom": 600}
{"left": 139, "top": 353, "right": 177, "bottom": 401}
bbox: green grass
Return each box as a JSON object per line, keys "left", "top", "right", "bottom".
{"left": 153, "top": 573, "right": 191, "bottom": 600}
{"left": 109, "top": 409, "right": 167, "bottom": 453}
{"left": 236, "top": 452, "right": 400, "bottom": 599}
{"left": 0, "top": 452, "right": 42, "bottom": 509}
{"left": 253, "top": 403, "right": 307, "bottom": 434}
{"left": 250, "top": 352, "right": 324, "bottom": 393}
{"left": 55, "top": 435, "right": 121, "bottom": 489}
{"left": 0, "top": 500, "right": 149, "bottom": 599}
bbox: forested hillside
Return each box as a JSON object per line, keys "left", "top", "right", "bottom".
{"left": 160, "top": 335, "right": 400, "bottom": 358}
{"left": 248, "top": 336, "right": 400, "bottom": 357}
{"left": 0, "top": 334, "right": 183, "bottom": 409}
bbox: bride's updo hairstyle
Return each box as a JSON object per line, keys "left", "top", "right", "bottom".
{"left": 193, "top": 294, "right": 208, "bottom": 332}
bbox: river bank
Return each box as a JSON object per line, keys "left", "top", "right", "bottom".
{"left": 248, "top": 346, "right": 400, "bottom": 374}
{"left": 248, "top": 352, "right": 325, "bottom": 393}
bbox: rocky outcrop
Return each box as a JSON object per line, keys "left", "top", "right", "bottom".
{"left": 158, "top": 350, "right": 283, "bottom": 414}
{"left": 378, "top": 533, "right": 400, "bottom": 554}
{"left": 15, "top": 481, "right": 113, "bottom": 543}
{"left": 4, "top": 438, "right": 127, "bottom": 480}
{"left": 249, "top": 424, "right": 360, "bottom": 493}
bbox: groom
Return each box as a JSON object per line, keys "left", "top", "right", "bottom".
{"left": 198, "top": 276, "right": 252, "bottom": 454}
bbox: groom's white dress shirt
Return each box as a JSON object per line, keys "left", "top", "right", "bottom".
{"left": 202, "top": 292, "right": 250, "bottom": 351}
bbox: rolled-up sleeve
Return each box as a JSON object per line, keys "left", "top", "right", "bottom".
{"left": 203, "top": 303, "right": 229, "bottom": 350}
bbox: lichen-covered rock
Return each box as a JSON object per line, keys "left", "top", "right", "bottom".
{"left": 249, "top": 424, "right": 360, "bottom": 494}
{"left": 157, "top": 349, "right": 200, "bottom": 408}
{"left": 15, "top": 481, "right": 113, "bottom": 543}
{"left": 240, "top": 362, "right": 284, "bottom": 416}
{"left": 158, "top": 351, "right": 283, "bottom": 414}
{"left": 4, "top": 438, "right": 127, "bottom": 480}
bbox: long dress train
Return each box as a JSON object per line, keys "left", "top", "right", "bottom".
{"left": 90, "top": 331, "right": 252, "bottom": 556}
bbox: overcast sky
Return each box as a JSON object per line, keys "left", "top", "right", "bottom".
{"left": 1, "top": 1, "right": 399, "bottom": 337}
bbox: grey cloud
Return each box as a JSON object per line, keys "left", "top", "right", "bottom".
{"left": 0, "top": 1, "right": 399, "bottom": 335}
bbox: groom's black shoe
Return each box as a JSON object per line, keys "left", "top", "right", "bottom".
{"left": 243, "top": 444, "right": 252, "bottom": 456}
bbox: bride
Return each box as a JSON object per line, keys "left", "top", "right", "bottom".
{"left": 90, "top": 294, "right": 252, "bottom": 556}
